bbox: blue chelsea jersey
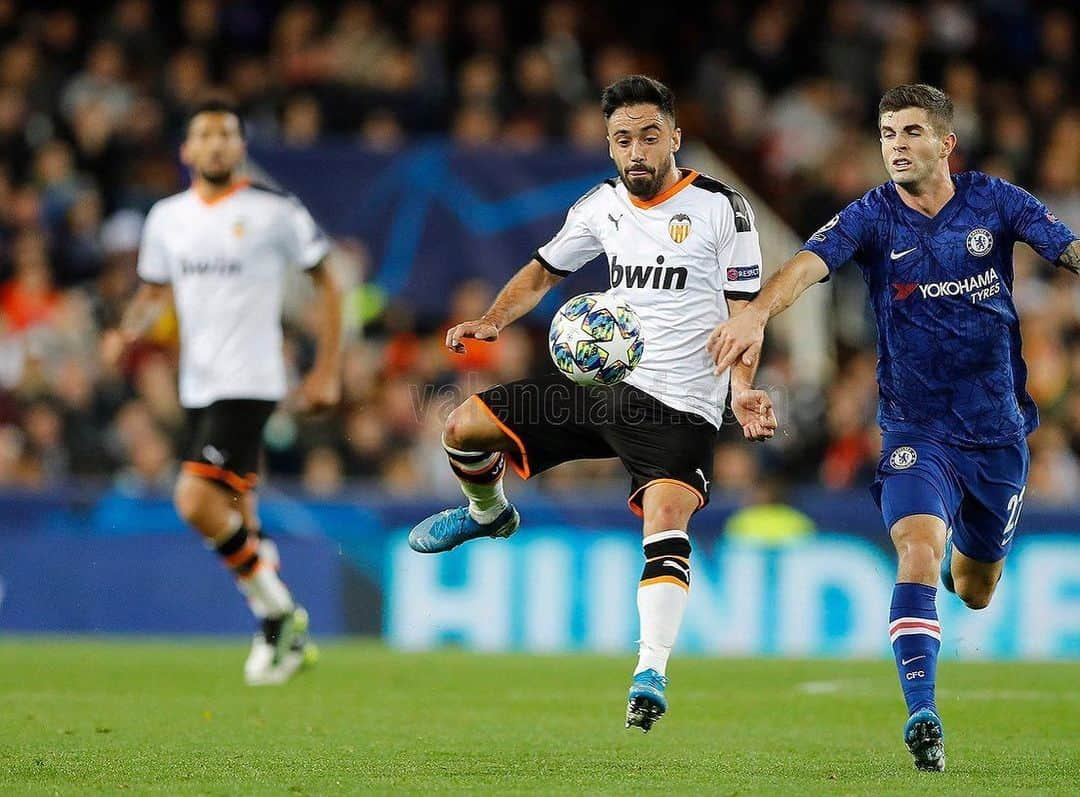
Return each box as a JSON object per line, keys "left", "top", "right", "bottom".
{"left": 802, "top": 171, "right": 1077, "bottom": 447}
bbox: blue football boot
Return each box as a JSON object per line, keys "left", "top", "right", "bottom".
{"left": 941, "top": 529, "right": 956, "bottom": 594}
{"left": 625, "top": 669, "right": 668, "bottom": 732}
{"left": 408, "top": 505, "right": 519, "bottom": 553}
{"left": 904, "top": 707, "right": 945, "bottom": 772}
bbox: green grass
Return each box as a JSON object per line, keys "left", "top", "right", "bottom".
{"left": 0, "top": 640, "right": 1078, "bottom": 795}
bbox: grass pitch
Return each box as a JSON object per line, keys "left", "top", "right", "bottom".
{"left": 1, "top": 640, "right": 1077, "bottom": 795}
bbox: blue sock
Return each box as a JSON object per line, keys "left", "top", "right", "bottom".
{"left": 889, "top": 582, "right": 940, "bottom": 715}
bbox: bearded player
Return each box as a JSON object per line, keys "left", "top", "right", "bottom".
{"left": 407, "top": 75, "right": 778, "bottom": 731}
{"left": 104, "top": 101, "right": 343, "bottom": 685}
{"left": 711, "top": 84, "right": 1080, "bottom": 770}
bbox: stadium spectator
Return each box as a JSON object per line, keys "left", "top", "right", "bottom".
{"left": 0, "top": 0, "right": 1075, "bottom": 510}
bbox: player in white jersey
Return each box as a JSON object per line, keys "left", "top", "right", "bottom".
{"left": 103, "top": 101, "right": 342, "bottom": 685}
{"left": 407, "top": 76, "right": 777, "bottom": 729}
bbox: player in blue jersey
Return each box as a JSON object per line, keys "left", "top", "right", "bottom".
{"left": 708, "top": 84, "right": 1080, "bottom": 772}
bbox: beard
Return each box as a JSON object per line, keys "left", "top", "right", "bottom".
{"left": 198, "top": 166, "right": 234, "bottom": 185}
{"left": 620, "top": 158, "right": 672, "bottom": 198}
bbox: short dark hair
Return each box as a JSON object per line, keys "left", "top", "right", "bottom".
{"left": 186, "top": 99, "right": 245, "bottom": 138}
{"left": 878, "top": 84, "right": 953, "bottom": 135}
{"left": 601, "top": 75, "right": 676, "bottom": 122}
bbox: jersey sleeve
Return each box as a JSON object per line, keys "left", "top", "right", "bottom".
{"left": 800, "top": 199, "right": 872, "bottom": 277}
{"left": 534, "top": 191, "right": 604, "bottom": 276}
{"left": 717, "top": 194, "right": 763, "bottom": 300}
{"left": 136, "top": 205, "right": 170, "bottom": 285}
{"left": 996, "top": 179, "right": 1078, "bottom": 263}
{"left": 283, "top": 197, "right": 331, "bottom": 270}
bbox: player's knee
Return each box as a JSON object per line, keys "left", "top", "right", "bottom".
{"left": 443, "top": 402, "right": 470, "bottom": 448}
{"left": 174, "top": 476, "right": 217, "bottom": 529}
{"left": 173, "top": 481, "right": 202, "bottom": 526}
{"left": 644, "top": 500, "right": 692, "bottom": 532}
{"left": 443, "top": 400, "right": 487, "bottom": 450}
{"left": 894, "top": 539, "right": 941, "bottom": 581}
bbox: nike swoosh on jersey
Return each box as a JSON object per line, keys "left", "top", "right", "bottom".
{"left": 901, "top": 655, "right": 926, "bottom": 666}
{"left": 890, "top": 247, "right": 918, "bottom": 260}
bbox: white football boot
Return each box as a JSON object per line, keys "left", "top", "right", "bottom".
{"left": 244, "top": 606, "right": 317, "bottom": 686}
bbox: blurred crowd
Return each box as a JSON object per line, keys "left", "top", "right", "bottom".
{"left": 1, "top": 0, "right": 1079, "bottom": 506}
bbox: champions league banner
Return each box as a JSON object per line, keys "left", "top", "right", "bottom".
{"left": 249, "top": 143, "right": 616, "bottom": 318}
{"left": 0, "top": 491, "right": 1078, "bottom": 660}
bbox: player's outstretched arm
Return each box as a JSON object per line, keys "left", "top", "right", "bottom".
{"left": 726, "top": 298, "right": 778, "bottom": 442}
{"left": 707, "top": 250, "right": 830, "bottom": 374}
{"left": 1056, "top": 239, "right": 1080, "bottom": 274}
{"left": 101, "top": 281, "right": 171, "bottom": 367}
{"left": 297, "top": 260, "right": 343, "bottom": 411}
{"left": 446, "top": 259, "right": 562, "bottom": 353}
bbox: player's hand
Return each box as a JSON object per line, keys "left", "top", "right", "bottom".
{"left": 731, "top": 387, "right": 778, "bottom": 441}
{"left": 101, "top": 328, "right": 136, "bottom": 369}
{"left": 707, "top": 306, "right": 767, "bottom": 375}
{"left": 445, "top": 318, "right": 499, "bottom": 354}
{"left": 296, "top": 367, "right": 341, "bottom": 412}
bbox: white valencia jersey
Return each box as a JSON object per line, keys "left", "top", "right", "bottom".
{"left": 137, "top": 182, "right": 330, "bottom": 408}
{"left": 536, "top": 168, "right": 762, "bottom": 427}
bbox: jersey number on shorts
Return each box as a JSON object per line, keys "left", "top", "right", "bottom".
{"left": 1002, "top": 487, "right": 1026, "bottom": 545}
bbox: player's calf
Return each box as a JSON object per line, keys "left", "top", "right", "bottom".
{"left": 888, "top": 512, "right": 946, "bottom": 747}
{"left": 952, "top": 572, "right": 998, "bottom": 610}
{"left": 176, "top": 475, "right": 292, "bottom": 616}
{"left": 444, "top": 399, "right": 514, "bottom": 525}
{"left": 409, "top": 396, "right": 523, "bottom": 554}
{"left": 174, "top": 474, "right": 236, "bottom": 538}
{"left": 948, "top": 546, "right": 1004, "bottom": 610}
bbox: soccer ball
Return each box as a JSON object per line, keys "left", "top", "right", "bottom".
{"left": 549, "top": 292, "right": 645, "bottom": 386}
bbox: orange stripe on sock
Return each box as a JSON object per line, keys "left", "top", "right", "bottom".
{"left": 639, "top": 575, "right": 689, "bottom": 590}
{"left": 238, "top": 557, "right": 272, "bottom": 578}
{"left": 223, "top": 536, "right": 259, "bottom": 568}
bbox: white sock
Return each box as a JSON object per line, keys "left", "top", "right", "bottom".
{"left": 443, "top": 437, "right": 509, "bottom": 524}
{"left": 461, "top": 477, "right": 508, "bottom": 524}
{"left": 635, "top": 529, "right": 691, "bottom": 677}
{"left": 238, "top": 561, "right": 294, "bottom": 619}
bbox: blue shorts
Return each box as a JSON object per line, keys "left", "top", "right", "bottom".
{"left": 871, "top": 432, "right": 1029, "bottom": 563}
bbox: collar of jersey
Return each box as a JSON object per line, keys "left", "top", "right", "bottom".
{"left": 887, "top": 174, "right": 964, "bottom": 232}
{"left": 627, "top": 168, "right": 699, "bottom": 209}
{"left": 193, "top": 179, "right": 251, "bottom": 206}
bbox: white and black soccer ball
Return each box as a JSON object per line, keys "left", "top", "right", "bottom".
{"left": 549, "top": 292, "right": 645, "bottom": 386}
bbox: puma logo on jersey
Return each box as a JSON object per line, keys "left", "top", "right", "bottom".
{"left": 202, "top": 445, "right": 227, "bottom": 467}
{"left": 609, "top": 256, "right": 688, "bottom": 290}
{"left": 695, "top": 468, "right": 710, "bottom": 491}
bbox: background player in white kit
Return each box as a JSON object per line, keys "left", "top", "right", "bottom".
{"left": 103, "top": 101, "right": 342, "bottom": 685}
{"left": 407, "top": 76, "right": 778, "bottom": 730}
